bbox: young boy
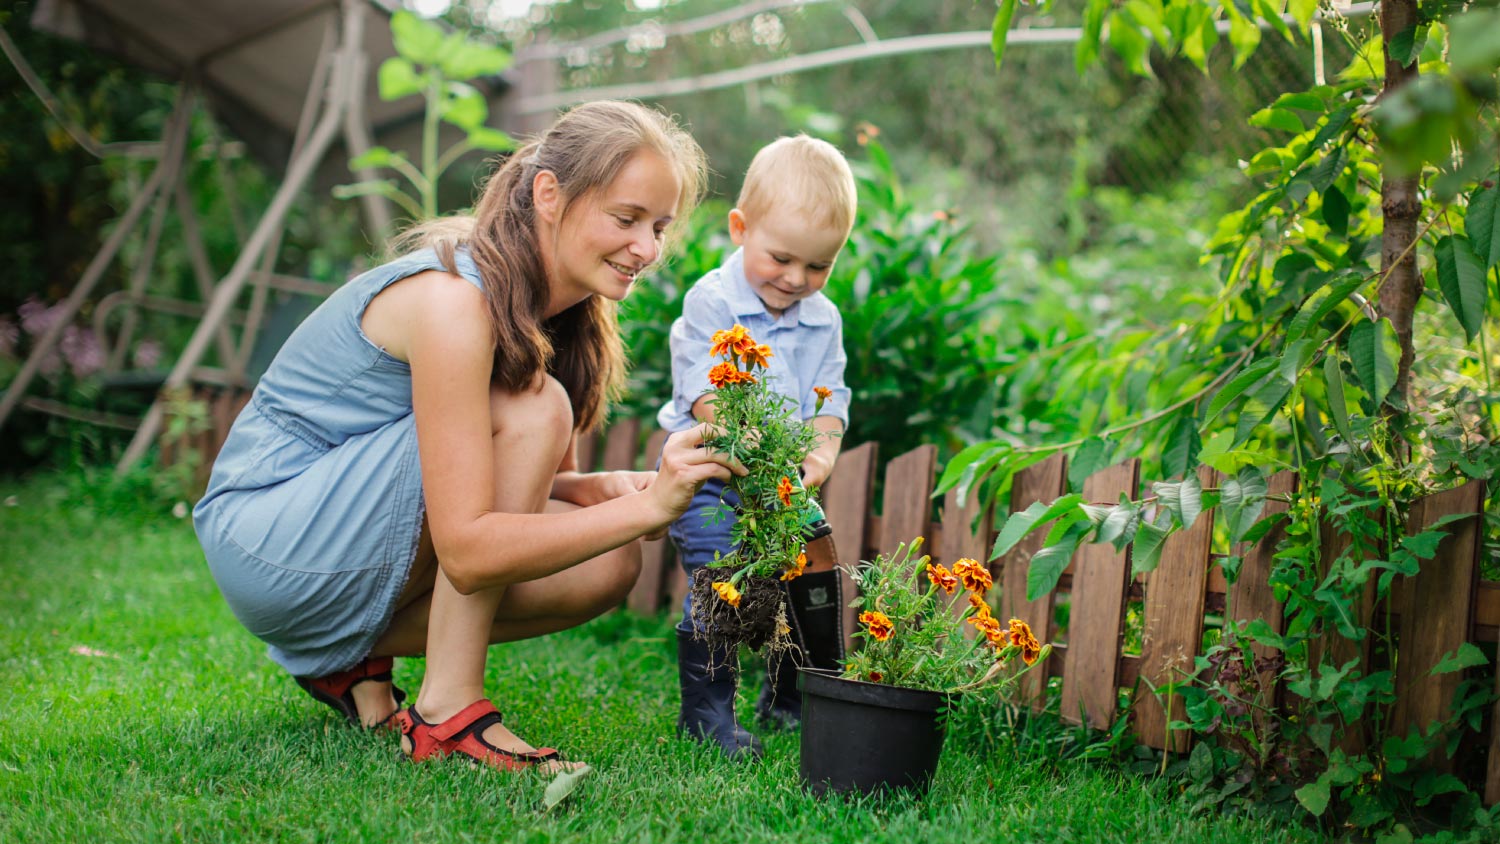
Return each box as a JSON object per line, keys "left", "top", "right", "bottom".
{"left": 657, "top": 135, "right": 856, "bottom": 758}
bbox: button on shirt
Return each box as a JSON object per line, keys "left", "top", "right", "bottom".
{"left": 657, "top": 247, "right": 851, "bottom": 432}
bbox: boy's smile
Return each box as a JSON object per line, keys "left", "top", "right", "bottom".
{"left": 728, "top": 207, "right": 846, "bottom": 317}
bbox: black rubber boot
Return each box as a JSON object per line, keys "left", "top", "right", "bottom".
{"left": 757, "top": 568, "right": 846, "bottom": 729}
{"left": 676, "top": 629, "right": 763, "bottom": 760}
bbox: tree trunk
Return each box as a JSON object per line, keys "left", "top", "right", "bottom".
{"left": 1377, "top": 0, "right": 1422, "bottom": 415}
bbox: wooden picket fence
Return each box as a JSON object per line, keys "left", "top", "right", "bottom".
{"left": 174, "top": 395, "right": 1498, "bottom": 800}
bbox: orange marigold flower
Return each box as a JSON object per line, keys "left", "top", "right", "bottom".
{"left": 729, "top": 369, "right": 758, "bottom": 385}
{"left": 968, "top": 592, "right": 990, "bottom": 613}
{"left": 867, "top": 671, "right": 884, "bottom": 683}
{"left": 968, "top": 611, "right": 1002, "bottom": 641}
{"left": 926, "top": 563, "right": 959, "bottom": 594}
{"left": 777, "top": 475, "right": 795, "bottom": 508}
{"left": 709, "top": 324, "right": 750, "bottom": 359}
{"left": 712, "top": 581, "right": 742, "bottom": 608}
{"left": 780, "top": 551, "right": 807, "bottom": 582}
{"left": 859, "top": 610, "right": 894, "bottom": 642}
{"left": 1008, "top": 617, "right": 1042, "bottom": 665}
{"left": 742, "top": 343, "right": 774, "bottom": 370}
{"left": 708, "top": 362, "right": 739, "bottom": 389}
{"left": 813, "top": 385, "right": 832, "bottom": 412}
{"left": 953, "top": 558, "right": 993, "bottom": 593}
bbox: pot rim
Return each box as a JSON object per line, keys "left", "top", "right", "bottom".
{"left": 798, "top": 667, "right": 952, "bottom": 713}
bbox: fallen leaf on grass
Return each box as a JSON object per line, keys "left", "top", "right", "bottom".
{"left": 69, "top": 645, "right": 117, "bottom": 658}
{"left": 541, "top": 764, "right": 592, "bottom": 812}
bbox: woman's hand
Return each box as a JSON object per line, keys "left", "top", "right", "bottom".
{"left": 801, "top": 452, "right": 834, "bottom": 489}
{"left": 645, "top": 423, "right": 744, "bottom": 529}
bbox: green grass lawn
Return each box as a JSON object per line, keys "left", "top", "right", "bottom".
{"left": 0, "top": 471, "right": 1324, "bottom": 843}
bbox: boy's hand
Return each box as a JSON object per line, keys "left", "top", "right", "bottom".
{"left": 801, "top": 452, "right": 834, "bottom": 488}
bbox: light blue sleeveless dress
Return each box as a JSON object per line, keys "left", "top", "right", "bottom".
{"left": 193, "top": 248, "right": 485, "bottom": 678}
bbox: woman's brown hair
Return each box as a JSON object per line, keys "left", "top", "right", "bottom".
{"left": 394, "top": 100, "right": 707, "bottom": 432}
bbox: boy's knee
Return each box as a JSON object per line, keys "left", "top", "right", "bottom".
{"left": 490, "top": 374, "right": 573, "bottom": 441}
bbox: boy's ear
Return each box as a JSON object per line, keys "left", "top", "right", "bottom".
{"left": 533, "top": 170, "right": 562, "bottom": 224}
{"left": 727, "top": 208, "right": 748, "bottom": 246}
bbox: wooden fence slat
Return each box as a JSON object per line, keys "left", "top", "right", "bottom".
{"left": 1226, "top": 470, "right": 1297, "bottom": 712}
{"left": 601, "top": 417, "right": 642, "bottom": 471}
{"left": 998, "top": 453, "right": 1068, "bottom": 707}
{"left": 1391, "top": 482, "right": 1485, "bottom": 773}
{"left": 627, "top": 429, "right": 674, "bottom": 615}
{"left": 575, "top": 428, "right": 600, "bottom": 473}
{"left": 877, "top": 445, "right": 937, "bottom": 561}
{"left": 822, "top": 442, "right": 877, "bottom": 654}
{"left": 1061, "top": 459, "right": 1139, "bottom": 730}
{"left": 940, "top": 484, "right": 995, "bottom": 632}
{"left": 1134, "top": 466, "right": 1217, "bottom": 753}
{"left": 1306, "top": 516, "right": 1378, "bottom": 754}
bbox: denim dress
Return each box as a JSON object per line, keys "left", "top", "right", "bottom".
{"left": 193, "top": 248, "right": 484, "bottom": 677}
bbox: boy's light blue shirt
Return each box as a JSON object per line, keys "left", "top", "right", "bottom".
{"left": 656, "top": 247, "right": 851, "bottom": 433}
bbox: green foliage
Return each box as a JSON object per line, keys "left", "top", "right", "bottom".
{"left": 335, "top": 10, "right": 514, "bottom": 220}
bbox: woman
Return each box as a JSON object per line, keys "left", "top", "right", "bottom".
{"left": 194, "top": 101, "right": 740, "bottom": 773}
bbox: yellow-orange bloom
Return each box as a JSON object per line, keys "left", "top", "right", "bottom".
{"left": 1008, "top": 617, "right": 1042, "bottom": 665}
{"left": 813, "top": 385, "right": 832, "bottom": 412}
{"left": 968, "top": 610, "right": 1002, "bottom": 642}
{"left": 729, "top": 369, "right": 758, "bottom": 385}
{"left": 709, "top": 325, "right": 750, "bottom": 359}
{"left": 867, "top": 671, "right": 884, "bottom": 683}
{"left": 708, "top": 362, "right": 739, "bottom": 389}
{"left": 860, "top": 610, "right": 894, "bottom": 642}
{"left": 713, "top": 581, "right": 742, "bottom": 607}
{"left": 777, "top": 476, "right": 796, "bottom": 508}
{"left": 926, "top": 564, "right": 959, "bottom": 594}
{"left": 742, "top": 343, "right": 774, "bottom": 370}
{"left": 953, "top": 558, "right": 993, "bottom": 593}
{"left": 780, "top": 551, "right": 807, "bottom": 582}
{"left": 968, "top": 592, "right": 989, "bottom": 613}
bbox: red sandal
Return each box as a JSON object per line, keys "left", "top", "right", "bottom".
{"left": 397, "top": 701, "right": 562, "bottom": 772}
{"left": 294, "top": 655, "right": 406, "bottom": 729}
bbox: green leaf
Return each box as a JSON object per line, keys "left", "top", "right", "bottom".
{"left": 377, "top": 57, "right": 425, "bottom": 101}
{"left": 991, "top": 0, "right": 1020, "bottom": 69}
{"left": 1154, "top": 473, "right": 1202, "bottom": 529}
{"left": 391, "top": 9, "right": 446, "bottom": 65}
{"left": 442, "top": 85, "right": 488, "bottom": 132}
{"left": 1434, "top": 235, "right": 1488, "bottom": 341}
{"left": 1467, "top": 184, "right": 1500, "bottom": 268}
{"left": 1098, "top": 500, "right": 1142, "bottom": 547}
{"left": 466, "top": 126, "right": 515, "bottom": 152}
{"left": 1224, "top": 4, "right": 1261, "bottom": 69}
{"left": 1068, "top": 436, "right": 1113, "bottom": 491}
{"left": 1249, "top": 107, "right": 1306, "bottom": 135}
{"left": 1131, "top": 520, "right": 1171, "bottom": 576}
{"left": 1204, "top": 359, "right": 1278, "bottom": 425}
{"left": 1348, "top": 318, "right": 1401, "bottom": 406}
{"left": 1321, "top": 186, "right": 1349, "bottom": 237}
{"left": 439, "top": 40, "right": 512, "bottom": 81}
{"left": 1307, "top": 146, "right": 1346, "bottom": 193}
{"left": 1107, "top": 9, "right": 1153, "bottom": 76}
{"left": 1323, "top": 353, "right": 1354, "bottom": 444}
{"left": 1286, "top": 272, "right": 1366, "bottom": 344}
{"left": 348, "top": 146, "right": 395, "bottom": 170}
{"left": 541, "top": 763, "right": 593, "bottom": 811}
{"left": 991, "top": 494, "right": 1084, "bottom": 560}
{"left": 1220, "top": 466, "right": 1268, "bottom": 543}
{"left": 1075, "top": 0, "right": 1108, "bottom": 73}
{"left": 1233, "top": 372, "right": 1293, "bottom": 446}
{"left": 1431, "top": 642, "right": 1488, "bottom": 675}
{"left": 1124, "top": 0, "right": 1170, "bottom": 47}
{"left": 1295, "top": 775, "right": 1331, "bottom": 817}
{"left": 1162, "top": 412, "right": 1201, "bottom": 478}
{"left": 1253, "top": 0, "right": 1295, "bottom": 44}
{"left": 1448, "top": 8, "right": 1500, "bottom": 76}
{"left": 1287, "top": 0, "right": 1317, "bottom": 30}
{"left": 936, "top": 441, "right": 1002, "bottom": 497}
{"left": 1026, "top": 521, "right": 1088, "bottom": 600}
{"left": 1388, "top": 25, "right": 1421, "bottom": 68}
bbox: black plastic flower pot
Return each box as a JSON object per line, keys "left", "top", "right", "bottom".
{"left": 798, "top": 668, "right": 950, "bottom": 797}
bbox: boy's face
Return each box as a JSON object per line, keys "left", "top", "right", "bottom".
{"left": 729, "top": 207, "right": 846, "bottom": 317}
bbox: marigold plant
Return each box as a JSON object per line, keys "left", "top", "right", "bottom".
{"left": 699, "top": 323, "right": 833, "bottom": 594}
{"left": 842, "top": 539, "right": 1051, "bottom": 694}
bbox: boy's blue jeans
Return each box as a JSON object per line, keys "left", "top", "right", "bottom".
{"left": 668, "top": 478, "right": 739, "bottom": 634}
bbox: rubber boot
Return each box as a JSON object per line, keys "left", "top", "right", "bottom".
{"left": 676, "top": 629, "right": 763, "bottom": 759}
{"left": 757, "top": 567, "right": 846, "bottom": 729}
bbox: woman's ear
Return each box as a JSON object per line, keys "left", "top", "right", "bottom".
{"left": 533, "top": 170, "right": 562, "bottom": 224}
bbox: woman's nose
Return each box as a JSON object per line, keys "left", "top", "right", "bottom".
{"left": 629, "top": 230, "right": 659, "bottom": 265}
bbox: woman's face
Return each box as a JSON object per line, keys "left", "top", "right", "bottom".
{"left": 544, "top": 149, "right": 682, "bottom": 313}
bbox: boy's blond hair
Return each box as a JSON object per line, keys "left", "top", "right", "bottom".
{"left": 736, "top": 135, "right": 858, "bottom": 238}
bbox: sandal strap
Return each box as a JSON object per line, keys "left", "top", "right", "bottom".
{"left": 429, "top": 700, "right": 504, "bottom": 742}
